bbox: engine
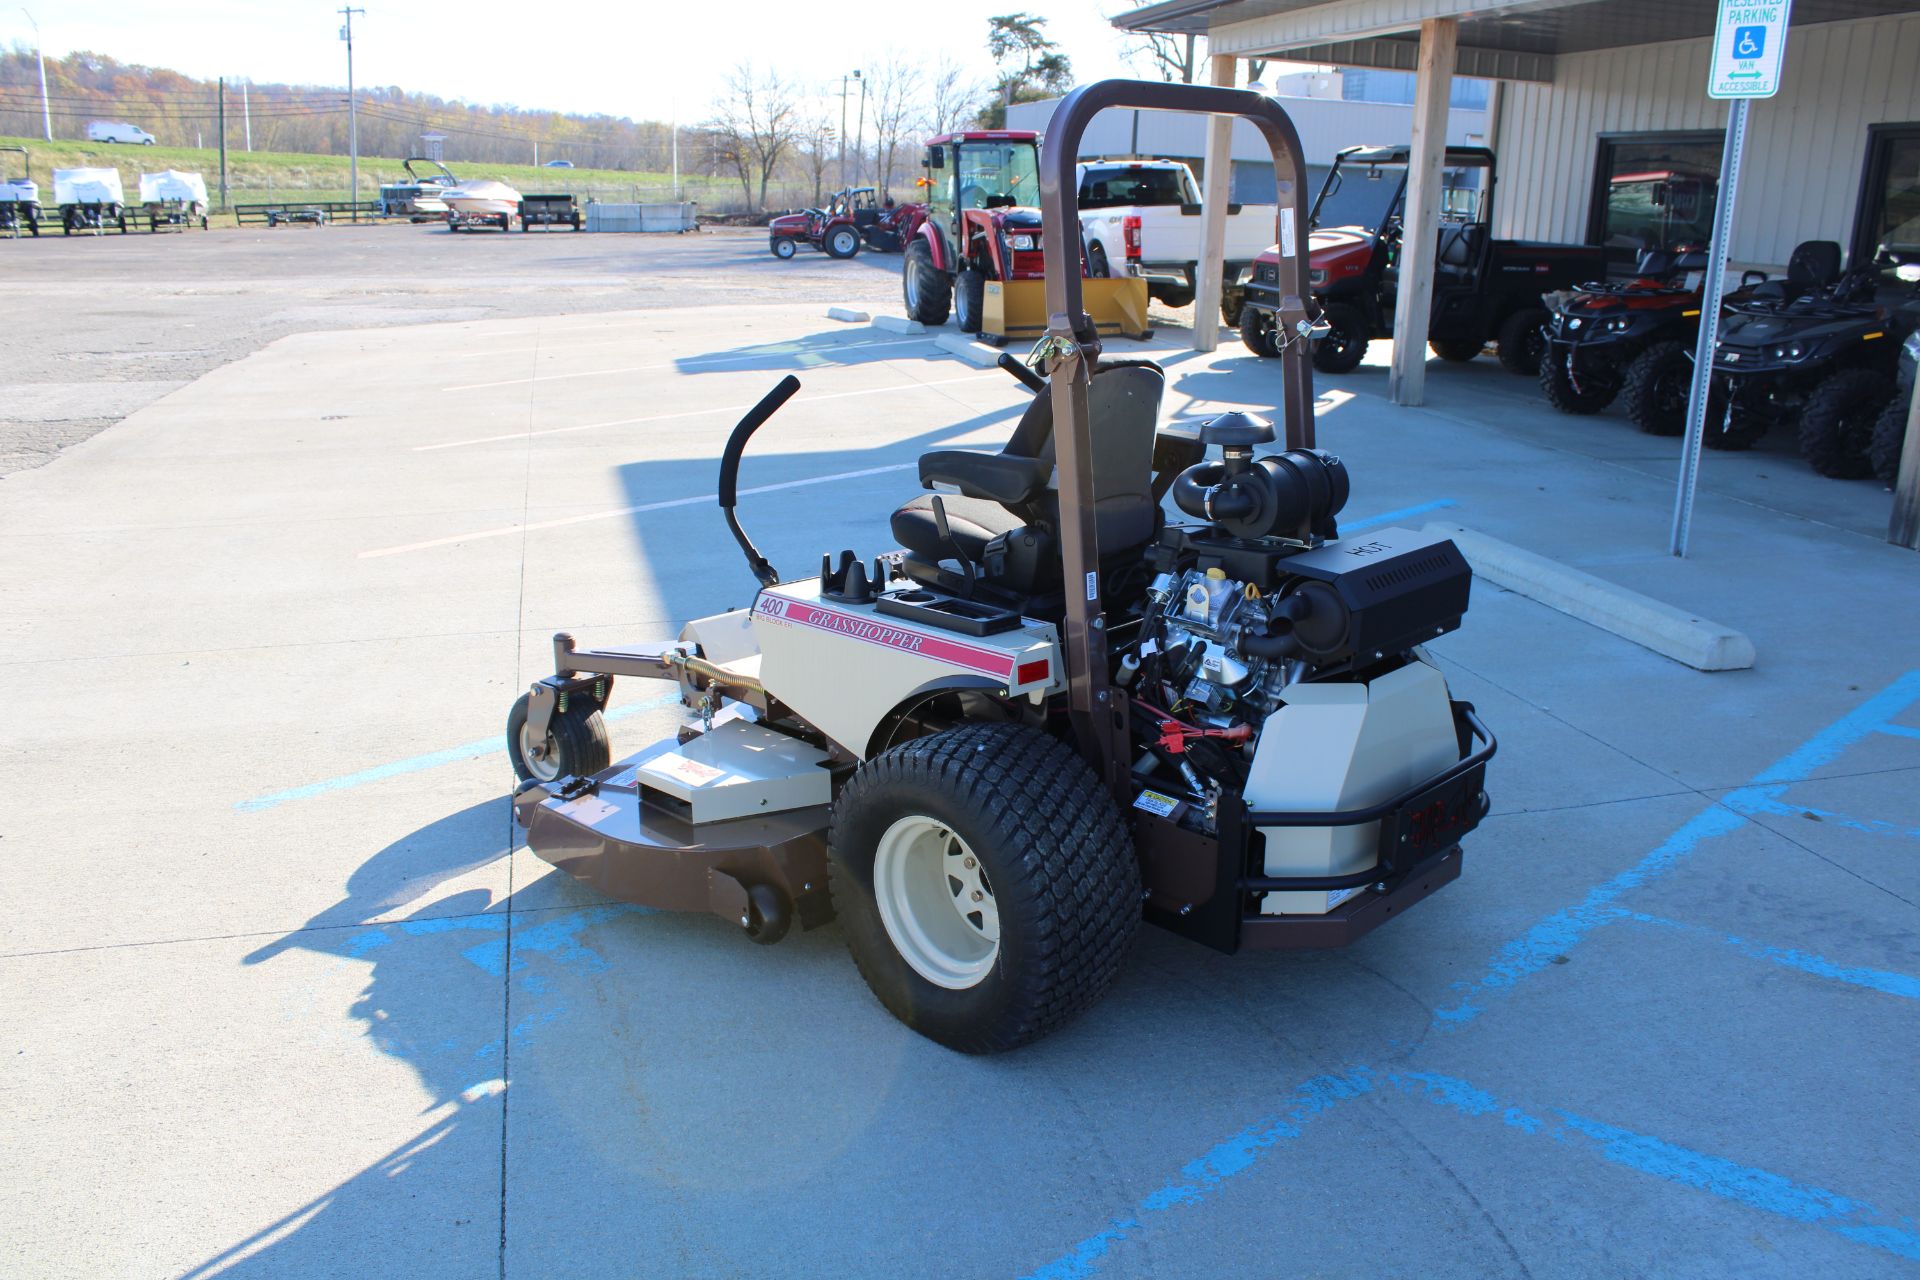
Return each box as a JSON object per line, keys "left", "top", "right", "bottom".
{"left": 1122, "top": 411, "right": 1474, "bottom": 832}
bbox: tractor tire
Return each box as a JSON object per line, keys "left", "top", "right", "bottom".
{"left": 1312, "top": 303, "right": 1368, "bottom": 374}
{"left": 828, "top": 723, "right": 1139, "bottom": 1054}
{"left": 825, "top": 225, "right": 861, "bottom": 259}
{"left": 1701, "top": 382, "right": 1767, "bottom": 451}
{"left": 1087, "top": 244, "right": 1111, "bottom": 278}
{"left": 903, "top": 240, "right": 951, "bottom": 326}
{"left": 1429, "top": 338, "right": 1482, "bottom": 363}
{"left": 1539, "top": 349, "right": 1618, "bottom": 414}
{"left": 1798, "top": 368, "right": 1892, "bottom": 479}
{"left": 771, "top": 235, "right": 797, "bottom": 259}
{"left": 506, "top": 692, "right": 611, "bottom": 784}
{"left": 1871, "top": 392, "right": 1911, "bottom": 486}
{"left": 1239, "top": 305, "right": 1280, "bottom": 358}
{"left": 1621, "top": 339, "right": 1692, "bottom": 436}
{"left": 954, "top": 268, "right": 987, "bottom": 335}
{"left": 1496, "top": 308, "right": 1550, "bottom": 376}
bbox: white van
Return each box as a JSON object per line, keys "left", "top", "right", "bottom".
{"left": 87, "top": 122, "right": 156, "bottom": 145}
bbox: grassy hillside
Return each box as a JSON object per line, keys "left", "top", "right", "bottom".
{"left": 1, "top": 135, "right": 682, "bottom": 207}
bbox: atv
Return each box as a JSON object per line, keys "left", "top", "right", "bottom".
{"left": 1707, "top": 241, "right": 1920, "bottom": 474}
{"left": 1236, "top": 145, "right": 1604, "bottom": 377}
{"left": 1539, "top": 244, "right": 1723, "bottom": 434}
{"left": 1872, "top": 323, "right": 1919, "bottom": 485}
{"left": 504, "top": 80, "right": 1495, "bottom": 1054}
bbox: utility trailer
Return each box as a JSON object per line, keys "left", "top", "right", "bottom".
{"left": 138, "top": 170, "right": 210, "bottom": 231}
{"left": 54, "top": 167, "right": 128, "bottom": 235}
{"left": 0, "top": 145, "right": 39, "bottom": 237}
{"left": 518, "top": 192, "right": 582, "bottom": 231}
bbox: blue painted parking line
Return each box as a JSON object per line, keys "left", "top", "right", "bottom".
{"left": 1724, "top": 791, "right": 1920, "bottom": 840}
{"left": 1025, "top": 672, "right": 1920, "bottom": 1278}
{"left": 235, "top": 693, "right": 679, "bottom": 812}
{"left": 1342, "top": 498, "right": 1457, "bottom": 532}
{"left": 1620, "top": 911, "right": 1920, "bottom": 1002}
{"left": 1434, "top": 669, "right": 1920, "bottom": 1028}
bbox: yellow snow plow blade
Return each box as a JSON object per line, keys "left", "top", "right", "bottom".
{"left": 984, "top": 277, "right": 1151, "bottom": 343}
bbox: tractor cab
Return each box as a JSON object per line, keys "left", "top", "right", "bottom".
{"left": 917, "top": 131, "right": 1045, "bottom": 283}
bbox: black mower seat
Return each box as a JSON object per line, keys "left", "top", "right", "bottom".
{"left": 892, "top": 493, "right": 1021, "bottom": 563}
{"left": 890, "top": 362, "right": 1166, "bottom": 595}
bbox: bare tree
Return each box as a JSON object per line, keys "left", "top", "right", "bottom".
{"left": 706, "top": 63, "right": 800, "bottom": 212}
{"left": 925, "top": 56, "right": 984, "bottom": 139}
{"left": 795, "top": 108, "right": 837, "bottom": 207}
{"left": 866, "top": 57, "right": 923, "bottom": 198}
{"left": 1132, "top": 31, "right": 1200, "bottom": 83}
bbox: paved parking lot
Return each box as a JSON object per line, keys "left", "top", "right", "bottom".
{"left": 3, "top": 234, "right": 1917, "bottom": 1278}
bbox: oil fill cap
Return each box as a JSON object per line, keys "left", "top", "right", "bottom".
{"left": 1205, "top": 568, "right": 1226, "bottom": 579}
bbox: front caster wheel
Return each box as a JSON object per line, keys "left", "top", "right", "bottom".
{"left": 829, "top": 723, "right": 1139, "bottom": 1053}
{"left": 506, "top": 691, "right": 611, "bottom": 783}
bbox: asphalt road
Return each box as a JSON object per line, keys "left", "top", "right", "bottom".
{"left": 0, "top": 223, "right": 905, "bottom": 476}
{"left": 3, "top": 271, "right": 1917, "bottom": 1279}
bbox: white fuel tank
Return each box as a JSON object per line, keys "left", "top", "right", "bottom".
{"left": 1243, "top": 657, "right": 1459, "bottom": 915}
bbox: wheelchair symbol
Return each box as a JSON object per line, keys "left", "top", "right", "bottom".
{"left": 1733, "top": 25, "right": 1765, "bottom": 58}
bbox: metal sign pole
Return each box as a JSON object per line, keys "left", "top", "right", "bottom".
{"left": 1669, "top": 95, "right": 1749, "bottom": 557}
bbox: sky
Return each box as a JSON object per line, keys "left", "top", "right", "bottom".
{"left": 7, "top": 0, "right": 1164, "bottom": 124}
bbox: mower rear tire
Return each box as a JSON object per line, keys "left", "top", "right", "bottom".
{"left": 506, "top": 692, "right": 611, "bottom": 785}
{"left": 954, "top": 269, "right": 987, "bottom": 335}
{"left": 1496, "top": 308, "right": 1550, "bottom": 376}
{"left": 1239, "top": 305, "right": 1279, "bottom": 358}
{"left": 1798, "top": 368, "right": 1891, "bottom": 479}
{"left": 1870, "top": 392, "right": 1910, "bottom": 485}
{"left": 1311, "top": 303, "right": 1368, "bottom": 374}
{"left": 1621, "top": 339, "right": 1691, "bottom": 436}
{"left": 1539, "top": 350, "right": 1618, "bottom": 414}
{"left": 825, "top": 225, "right": 861, "bottom": 259}
{"left": 1429, "top": 338, "right": 1482, "bottom": 363}
{"left": 829, "top": 723, "right": 1139, "bottom": 1054}
{"left": 903, "top": 240, "right": 951, "bottom": 325}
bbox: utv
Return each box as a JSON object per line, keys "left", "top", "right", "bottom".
{"left": 1707, "top": 241, "right": 1920, "bottom": 474}
{"left": 1539, "top": 244, "right": 1723, "bottom": 434}
{"left": 503, "top": 81, "right": 1496, "bottom": 1055}
{"left": 1237, "top": 145, "right": 1604, "bottom": 376}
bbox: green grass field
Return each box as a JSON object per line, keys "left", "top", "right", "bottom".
{"left": 1, "top": 134, "right": 683, "bottom": 208}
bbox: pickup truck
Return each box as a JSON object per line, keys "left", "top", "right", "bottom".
{"left": 1075, "top": 159, "right": 1273, "bottom": 308}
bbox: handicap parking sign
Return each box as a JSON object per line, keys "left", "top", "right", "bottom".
{"left": 1733, "top": 25, "right": 1765, "bottom": 58}
{"left": 1709, "top": 0, "right": 1791, "bottom": 99}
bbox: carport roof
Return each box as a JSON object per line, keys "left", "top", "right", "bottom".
{"left": 1114, "top": 0, "right": 1919, "bottom": 82}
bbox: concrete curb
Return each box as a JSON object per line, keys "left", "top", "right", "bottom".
{"left": 933, "top": 333, "right": 1003, "bottom": 368}
{"left": 872, "top": 315, "right": 925, "bottom": 334}
{"left": 826, "top": 306, "right": 871, "bottom": 323}
{"left": 1423, "top": 521, "right": 1756, "bottom": 672}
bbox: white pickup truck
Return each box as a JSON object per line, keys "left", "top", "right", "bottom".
{"left": 1075, "top": 159, "right": 1275, "bottom": 310}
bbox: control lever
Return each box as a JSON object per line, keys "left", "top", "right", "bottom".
{"left": 716, "top": 375, "right": 801, "bottom": 588}
{"left": 997, "top": 352, "right": 1047, "bottom": 395}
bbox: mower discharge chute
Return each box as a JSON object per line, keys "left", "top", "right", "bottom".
{"left": 509, "top": 79, "right": 1496, "bottom": 1054}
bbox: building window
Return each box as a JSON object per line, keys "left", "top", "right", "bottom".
{"left": 1588, "top": 132, "right": 1723, "bottom": 274}
{"left": 1852, "top": 123, "right": 1920, "bottom": 265}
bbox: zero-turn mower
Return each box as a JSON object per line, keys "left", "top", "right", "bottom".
{"left": 507, "top": 80, "right": 1497, "bottom": 1053}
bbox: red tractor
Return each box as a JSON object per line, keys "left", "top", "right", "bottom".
{"left": 768, "top": 186, "right": 926, "bottom": 261}
{"left": 901, "top": 131, "right": 1046, "bottom": 333}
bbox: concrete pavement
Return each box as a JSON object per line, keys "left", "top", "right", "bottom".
{"left": 2, "top": 297, "right": 1917, "bottom": 1279}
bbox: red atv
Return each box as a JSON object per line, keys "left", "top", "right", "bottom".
{"left": 901, "top": 131, "right": 1046, "bottom": 333}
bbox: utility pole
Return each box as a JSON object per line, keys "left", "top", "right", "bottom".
{"left": 21, "top": 9, "right": 50, "bottom": 142}
{"left": 218, "top": 78, "right": 229, "bottom": 210}
{"left": 853, "top": 70, "right": 866, "bottom": 185}
{"left": 339, "top": 7, "right": 364, "bottom": 216}
{"left": 838, "top": 74, "right": 850, "bottom": 188}
{"left": 242, "top": 79, "right": 252, "bottom": 151}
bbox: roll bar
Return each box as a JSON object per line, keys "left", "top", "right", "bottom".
{"left": 1035, "top": 79, "right": 1319, "bottom": 798}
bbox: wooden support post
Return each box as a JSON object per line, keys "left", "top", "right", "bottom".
{"left": 1890, "top": 381, "right": 1920, "bottom": 549}
{"left": 1192, "top": 53, "right": 1237, "bottom": 353}
{"left": 1388, "top": 18, "right": 1457, "bottom": 406}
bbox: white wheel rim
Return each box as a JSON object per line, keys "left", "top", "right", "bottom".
{"left": 518, "top": 721, "right": 561, "bottom": 782}
{"left": 872, "top": 815, "right": 999, "bottom": 990}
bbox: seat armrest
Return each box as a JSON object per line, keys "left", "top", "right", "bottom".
{"left": 918, "top": 451, "right": 1052, "bottom": 505}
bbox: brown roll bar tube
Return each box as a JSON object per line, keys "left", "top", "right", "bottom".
{"left": 1036, "top": 79, "right": 1319, "bottom": 799}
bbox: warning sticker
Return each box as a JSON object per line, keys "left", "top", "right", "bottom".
{"left": 651, "top": 753, "right": 726, "bottom": 788}
{"left": 1132, "top": 790, "right": 1180, "bottom": 818}
{"left": 1280, "top": 208, "right": 1296, "bottom": 258}
{"left": 1326, "top": 884, "right": 1364, "bottom": 910}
